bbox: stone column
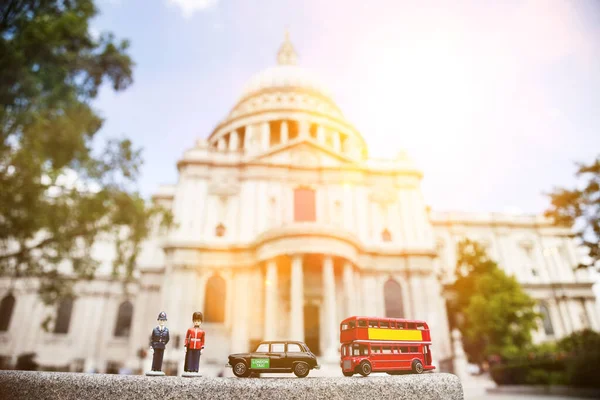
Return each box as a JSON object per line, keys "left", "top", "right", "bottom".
{"left": 231, "top": 271, "right": 250, "bottom": 353}
{"left": 217, "top": 137, "right": 226, "bottom": 151}
{"left": 261, "top": 122, "right": 270, "bottom": 151}
{"left": 332, "top": 131, "right": 341, "bottom": 152}
{"left": 229, "top": 131, "right": 239, "bottom": 151}
{"left": 409, "top": 272, "right": 424, "bottom": 320}
{"left": 280, "top": 121, "right": 289, "bottom": 143}
{"left": 264, "top": 260, "right": 278, "bottom": 340}
{"left": 558, "top": 299, "right": 572, "bottom": 335}
{"left": 290, "top": 255, "right": 304, "bottom": 341}
{"left": 322, "top": 256, "right": 338, "bottom": 361}
{"left": 451, "top": 329, "right": 471, "bottom": 383}
{"left": 343, "top": 261, "right": 356, "bottom": 317}
{"left": 316, "top": 125, "right": 325, "bottom": 143}
{"left": 299, "top": 120, "right": 310, "bottom": 137}
{"left": 584, "top": 299, "right": 600, "bottom": 331}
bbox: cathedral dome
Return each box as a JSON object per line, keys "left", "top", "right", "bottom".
{"left": 238, "top": 31, "right": 333, "bottom": 104}
{"left": 239, "top": 64, "right": 334, "bottom": 105}
{"left": 207, "top": 32, "right": 366, "bottom": 159}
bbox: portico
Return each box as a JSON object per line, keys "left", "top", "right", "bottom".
{"left": 262, "top": 253, "right": 357, "bottom": 361}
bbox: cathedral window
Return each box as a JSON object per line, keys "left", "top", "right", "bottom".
{"left": 294, "top": 187, "right": 316, "bottom": 222}
{"left": 204, "top": 274, "right": 226, "bottom": 323}
{"left": 539, "top": 302, "right": 554, "bottom": 336}
{"left": 215, "top": 223, "right": 226, "bottom": 237}
{"left": 114, "top": 300, "right": 133, "bottom": 337}
{"left": 0, "top": 293, "right": 16, "bottom": 332}
{"left": 54, "top": 297, "right": 74, "bottom": 334}
{"left": 384, "top": 279, "right": 404, "bottom": 318}
{"left": 381, "top": 229, "right": 392, "bottom": 242}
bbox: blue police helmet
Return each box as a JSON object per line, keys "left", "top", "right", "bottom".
{"left": 157, "top": 311, "right": 167, "bottom": 321}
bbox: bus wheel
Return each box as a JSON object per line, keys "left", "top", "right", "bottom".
{"left": 233, "top": 361, "right": 250, "bottom": 378}
{"left": 293, "top": 362, "right": 310, "bottom": 378}
{"left": 412, "top": 360, "right": 424, "bottom": 374}
{"left": 343, "top": 371, "right": 354, "bottom": 377}
{"left": 358, "top": 361, "right": 372, "bottom": 377}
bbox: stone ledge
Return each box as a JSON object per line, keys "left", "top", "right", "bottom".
{"left": 0, "top": 371, "right": 463, "bottom": 400}
{"left": 487, "top": 385, "right": 600, "bottom": 399}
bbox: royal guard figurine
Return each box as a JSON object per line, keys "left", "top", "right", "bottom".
{"left": 182, "top": 311, "right": 205, "bottom": 377}
{"left": 146, "top": 311, "right": 170, "bottom": 376}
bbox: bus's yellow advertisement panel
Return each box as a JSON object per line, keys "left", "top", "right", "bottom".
{"left": 367, "top": 328, "right": 423, "bottom": 341}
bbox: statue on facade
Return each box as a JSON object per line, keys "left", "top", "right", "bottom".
{"left": 182, "top": 311, "right": 205, "bottom": 377}
{"left": 146, "top": 311, "right": 170, "bottom": 376}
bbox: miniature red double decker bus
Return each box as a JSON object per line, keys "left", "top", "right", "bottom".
{"left": 339, "top": 316, "right": 435, "bottom": 376}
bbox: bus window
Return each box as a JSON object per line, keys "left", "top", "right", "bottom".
{"left": 341, "top": 323, "right": 349, "bottom": 330}
{"left": 410, "top": 346, "right": 418, "bottom": 353}
{"left": 352, "top": 344, "right": 368, "bottom": 356}
{"left": 416, "top": 323, "right": 425, "bottom": 330}
{"left": 382, "top": 346, "right": 393, "bottom": 354}
{"left": 358, "top": 319, "right": 367, "bottom": 327}
{"left": 397, "top": 322, "right": 405, "bottom": 329}
{"left": 349, "top": 320, "right": 356, "bottom": 329}
{"left": 341, "top": 345, "right": 347, "bottom": 357}
{"left": 371, "top": 346, "right": 382, "bottom": 354}
{"left": 380, "top": 321, "right": 389, "bottom": 328}
{"left": 407, "top": 323, "right": 416, "bottom": 329}
{"left": 369, "top": 320, "right": 378, "bottom": 328}
{"left": 389, "top": 321, "right": 396, "bottom": 329}
{"left": 400, "top": 346, "right": 409, "bottom": 353}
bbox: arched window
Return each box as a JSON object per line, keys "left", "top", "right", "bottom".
{"left": 384, "top": 279, "right": 404, "bottom": 318}
{"left": 114, "top": 301, "right": 133, "bottom": 337}
{"left": 381, "top": 229, "right": 392, "bottom": 242}
{"left": 294, "top": 187, "right": 316, "bottom": 222}
{"left": 54, "top": 297, "right": 74, "bottom": 334}
{"left": 204, "top": 274, "right": 226, "bottom": 323}
{"left": 540, "top": 302, "right": 554, "bottom": 336}
{"left": 0, "top": 293, "right": 16, "bottom": 332}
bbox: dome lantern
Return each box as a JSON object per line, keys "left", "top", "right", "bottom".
{"left": 277, "top": 30, "right": 298, "bottom": 65}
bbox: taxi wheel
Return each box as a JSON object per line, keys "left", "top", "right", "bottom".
{"left": 412, "top": 360, "right": 424, "bottom": 374}
{"left": 358, "top": 361, "right": 372, "bottom": 377}
{"left": 233, "top": 361, "right": 250, "bottom": 378}
{"left": 343, "top": 371, "right": 354, "bottom": 377}
{"left": 293, "top": 362, "right": 310, "bottom": 378}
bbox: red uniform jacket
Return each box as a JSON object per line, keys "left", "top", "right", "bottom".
{"left": 185, "top": 327, "right": 205, "bottom": 350}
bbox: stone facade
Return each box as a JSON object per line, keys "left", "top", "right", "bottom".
{"left": 0, "top": 35, "right": 598, "bottom": 376}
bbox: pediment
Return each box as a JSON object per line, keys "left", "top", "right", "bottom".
{"left": 245, "top": 139, "right": 357, "bottom": 168}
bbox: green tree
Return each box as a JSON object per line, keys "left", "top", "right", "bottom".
{"left": 0, "top": 1, "right": 172, "bottom": 308}
{"left": 448, "top": 239, "right": 540, "bottom": 366}
{"left": 545, "top": 155, "right": 600, "bottom": 272}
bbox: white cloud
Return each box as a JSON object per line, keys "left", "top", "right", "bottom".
{"left": 166, "top": 0, "right": 219, "bottom": 18}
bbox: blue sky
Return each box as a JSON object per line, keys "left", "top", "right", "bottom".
{"left": 92, "top": 0, "right": 600, "bottom": 214}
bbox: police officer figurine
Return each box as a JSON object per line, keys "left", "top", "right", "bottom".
{"left": 146, "top": 311, "right": 170, "bottom": 376}
{"left": 182, "top": 311, "right": 205, "bottom": 377}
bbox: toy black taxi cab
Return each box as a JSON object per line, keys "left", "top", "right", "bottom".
{"left": 226, "top": 340, "right": 320, "bottom": 378}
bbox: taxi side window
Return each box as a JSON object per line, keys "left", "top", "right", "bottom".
{"left": 287, "top": 343, "right": 302, "bottom": 352}
{"left": 271, "top": 343, "right": 285, "bottom": 352}
{"left": 256, "top": 343, "right": 269, "bottom": 352}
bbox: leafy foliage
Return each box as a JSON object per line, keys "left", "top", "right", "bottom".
{"left": 545, "top": 155, "right": 600, "bottom": 272}
{"left": 447, "top": 239, "right": 540, "bottom": 365}
{"left": 0, "top": 1, "right": 172, "bottom": 307}
{"left": 491, "top": 330, "right": 600, "bottom": 388}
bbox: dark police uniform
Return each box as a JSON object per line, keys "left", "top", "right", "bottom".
{"left": 150, "top": 312, "right": 170, "bottom": 372}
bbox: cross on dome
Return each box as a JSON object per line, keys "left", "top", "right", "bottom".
{"left": 277, "top": 29, "right": 298, "bottom": 65}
